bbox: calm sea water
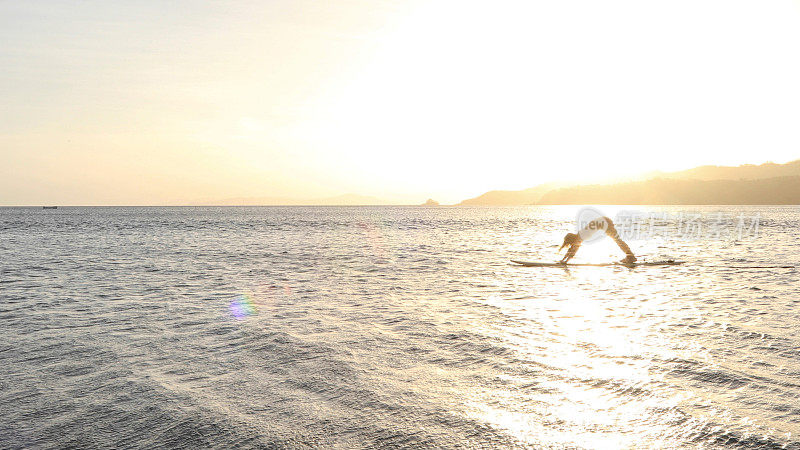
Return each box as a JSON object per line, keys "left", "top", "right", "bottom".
{"left": 1, "top": 206, "right": 799, "bottom": 449}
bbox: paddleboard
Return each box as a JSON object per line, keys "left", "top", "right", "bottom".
{"left": 510, "top": 260, "right": 684, "bottom": 267}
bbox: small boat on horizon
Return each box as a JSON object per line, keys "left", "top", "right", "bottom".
{"left": 42, "top": 206, "right": 57, "bottom": 209}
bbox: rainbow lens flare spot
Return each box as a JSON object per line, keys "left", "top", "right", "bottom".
{"left": 229, "top": 294, "right": 257, "bottom": 320}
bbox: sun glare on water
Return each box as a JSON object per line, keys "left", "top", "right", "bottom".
{"left": 468, "top": 254, "right": 713, "bottom": 447}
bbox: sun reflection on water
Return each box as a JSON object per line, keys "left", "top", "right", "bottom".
{"left": 463, "top": 267, "right": 704, "bottom": 448}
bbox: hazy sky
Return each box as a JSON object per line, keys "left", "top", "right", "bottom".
{"left": 2, "top": 0, "right": 800, "bottom": 205}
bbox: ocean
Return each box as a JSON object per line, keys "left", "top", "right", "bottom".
{"left": 1, "top": 206, "right": 799, "bottom": 449}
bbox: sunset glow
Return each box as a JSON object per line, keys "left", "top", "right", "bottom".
{"left": 2, "top": 0, "right": 800, "bottom": 205}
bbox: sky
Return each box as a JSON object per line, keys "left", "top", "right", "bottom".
{"left": 1, "top": 0, "right": 800, "bottom": 205}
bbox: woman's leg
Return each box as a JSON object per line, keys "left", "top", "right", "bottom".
{"left": 606, "top": 225, "right": 636, "bottom": 261}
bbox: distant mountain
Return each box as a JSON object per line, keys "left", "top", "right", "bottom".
{"left": 458, "top": 183, "right": 566, "bottom": 206}
{"left": 538, "top": 176, "right": 800, "bottom": 205}
{"left": 201, "top": 193, "right": 394, "bottom": 206}
{"left": 457, "top": 160, "right": 800, "bottom": 205}
{"left": 650, "top": 160, "right": 800, "bottom": 181}
{"left": 420, "top": 199, "right": 440, "bottom": 206}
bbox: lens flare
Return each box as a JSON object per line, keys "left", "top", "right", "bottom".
{"left": 358, "top": 219, "right": 392, "bottom": 261}
{"left": 229, "top": 293, "right": 257, "bottom": 320}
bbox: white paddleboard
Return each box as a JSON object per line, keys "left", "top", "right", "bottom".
{"left": 510, "top": 260, "right": 684, "bottom": 267}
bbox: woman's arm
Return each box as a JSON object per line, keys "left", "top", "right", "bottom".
{"left": 560, "top": 245, "right": 579, "bottom": 263}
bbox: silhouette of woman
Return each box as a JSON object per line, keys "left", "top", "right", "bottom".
{"left": 558, "top": 216, "right": 636, "bottom": 264}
